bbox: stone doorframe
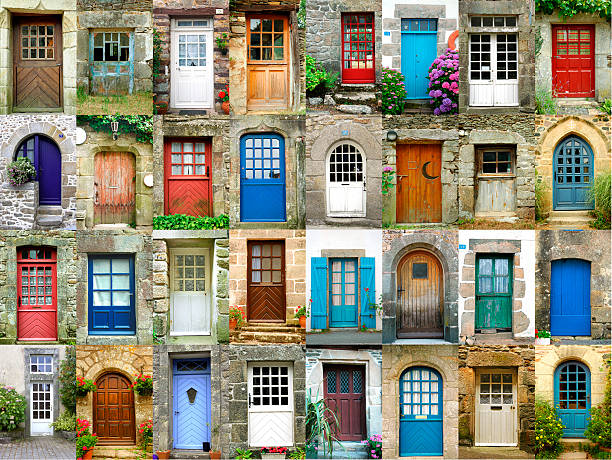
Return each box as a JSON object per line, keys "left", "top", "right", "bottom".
{"left": 382, "top": 232, "right": 459, "bottom": 344}
{"left": 23, "top": 347, "right": 61, "bottom": 437}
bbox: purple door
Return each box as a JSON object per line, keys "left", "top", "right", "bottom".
{"left": 16, "top": 136, "right": 61, "bottom": 206}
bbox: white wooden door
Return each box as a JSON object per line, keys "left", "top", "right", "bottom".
{"left": 469, "top": 34, "right": 519, "bottom": 107}
{"left": 326, "top": 143, "right": 366, "bottom": 217}
{"left": 170, "top": 19, "right": 214, "bottom": 110}
{"left": 30, "top": 383, "right": 53, "bottom": 436}
{"left": 248, "top": 363, "right": 294, "bottom": 447}
{"left": 170, "top": 248, "right": 211, "bottom": 336}
{"left": 475, "top": 369, "right": 518, "bottom": 446}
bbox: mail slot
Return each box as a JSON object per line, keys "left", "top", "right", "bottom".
{"left": 491, "top": 406, "right": 502, "bottom": 410}
{"left": 415, "top": 415, "right": 427, "bottom": 420}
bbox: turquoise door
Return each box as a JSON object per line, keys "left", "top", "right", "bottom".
{"left": 401, "top": 19, "right": 438, "bottom": 99}
{"left": 555, "top": 361, "right": 590, "bottom": 437}
{"left": 329, "top": 258, "right": 358, "bottom": 327}
{"left": 553, "top": 136, "right": 594, "bottom": 210}
{"left": 173, "top": 359, "right": 211, "bottom": 449}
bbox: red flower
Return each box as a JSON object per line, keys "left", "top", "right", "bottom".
{"left": 83, "top": 446, "right": 87, "bottom": 451}
{"left": 219, "top": 91, "right": 226, "bottom": 99}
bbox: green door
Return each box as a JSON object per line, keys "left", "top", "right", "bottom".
{"left": 476, "top": 255, "right": 513, "bottom": 330}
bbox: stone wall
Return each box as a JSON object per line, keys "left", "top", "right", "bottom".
{"left": 76, "top": 231, "right": 153, "bottom": 344}
{"left": 0, "top": 0, "right": 77, "bottom": 114}
{"left": 535, "top": 230, "right": 611, "bottom": 340}
{"left": 229, "top": 116, "right": 305, "bottom": 229}
{"left": 306, "top": 113, "right": 382, "bottom": 227}
{"left": 78, "top": 0, "right": 152, "bottom": 10}
{"left": 0, "top": 231, "right": 77, "bottom": 344}
{"left": 306, "top": 0, "right": 382, "bottom": 83}
{"left": 76, "top": 122, "right": 153, "bottom": 229}
{"left": 76, "top": 345, "right": 153, "bottom": 445}
{"left": 152, "top": 115, "right": 230, "bottom": 217}
{"left": 151, "top": 230, "right": 229, "bottom": 344}
{"left": 382, "top": 345, "right": 459, "bottom": 459}
{"left": 382, "top": 230, "right": 459, "bottom": 343}
{"left": 458, "top": 345, "right": 535, "bottom": 451}
{"left": 0, "top": 115, "right": 77, "bottom": 230}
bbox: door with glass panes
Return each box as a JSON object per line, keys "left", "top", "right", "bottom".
{"left": 475, "top": 369, "right": 517, "bottom": 446}
{"left": 475, "top": 147, "right": 517, "bottom": 215}
{"left": 555, "top": 361, "right": 590, "bottom": 437}
{"left": 552, "top": 25, "right": 595, "bottom": 98}
{"left": 247, "top": 241, "right": 285, "bottom": 322}
{"left": 475, "top": 255, "right": 512, "bottom": 331}
{"left": 29, "top": 354, "right": 54, "bottom": 436}
{"left": 90, "top": 30, "right": 134, "bottom": 95}
{"left": 323, "top": 365, "right": 365, "bottom": 441}
{"left": 327, "top": 142, "right": 366, "bottom": 217}
{"left": 341, "top": 13, "right": 375, "bottom": 84}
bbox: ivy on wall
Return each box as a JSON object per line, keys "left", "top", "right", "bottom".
{"left": 535, "top": 0, "right": 611, "bottom": 19}
{"left": 76, "top": 115, "right": 153, "bottom": 143}
{"left": 152, "top": 29, "right": 162, "bottom": 80}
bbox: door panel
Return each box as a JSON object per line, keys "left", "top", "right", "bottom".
{"left": 401, "top": 19, "right": 438, "bottom": 99}
{"left": 396, "top": 144, "right": 442, "bottom": 223}
{"left": 555, "top": 361, "right": 590, "bottom": 437}
{"left": 397, "top": 251, "right": 443, "bottom": 338}
{"left": 90, "top": 31, "right": 134, "bottom": 95}
{"left": 475, "top": 370, "right": 517, "bottom": 446}
{"left": 553, "top": 136, "right": 594, "bottom": 210}
{"left": 552, "top": 25, "right": 595, "bottom": 98}
{"left": 173, "top": 359, "right": 211, "bottom": 449}
{"left": 94, "top": 152, "right": 136, "bottom": 225}
{"left": 476, "top": 255, "right": 512, "bottom": 330}
{"left": 324, "top": 365, "right": 365, "bottom": 441}
{"left": 30, "top": 383, "right": 53, "bottom": 436}
{"left": 327, "top": 143, "right": 366, "bottom": 217}
{"left": 341, "top": 13, "right": 375, "bottom": 84}
{"left": 475, "top": 147, "right": 517, "bottom": 215}
{"left": 329, "top": 259, "right": 358, "bottom": 327}
{"left": 94, "top": 373, "right": 135, "bottom": 445}
{"left": 247, "top": 241, "right": 285, "bottom": 322}
{"left": 16, "top": 135, "right": 62, "bottom": 206}
{"left": 551, "top": 259, "right": 591, "bottom": 336}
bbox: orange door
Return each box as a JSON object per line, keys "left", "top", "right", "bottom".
{"left": 396, "top": 143, "right": 442, "bottom": 223}
{"left": 94, "top": 152, "right": 136, "bottom": 225}
{"left": 246, "top": 15, "right": 289, "bottom": 111}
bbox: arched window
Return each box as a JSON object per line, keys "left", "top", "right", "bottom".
{"left": 326, "top": 142, "right": 366, "bottom": 217}
{"left": 553, "top": 135, "right": 594, "bottom": 210}
{"left": 554, "top": 361, "right": 590, "bottom": 437}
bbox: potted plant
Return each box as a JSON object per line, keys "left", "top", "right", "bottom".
{"left": 218, "top": 85, "right": 229, "bottom": 114}
{"left": 138, "top": 419, "right": 153, "bottom": 453}
{"left": 155, "top": 450, "right": 171, "bottom": 460}
{"left": 535, "top": 329, "right": 551, "bottom": 345}
{"left": 76, "top": 418, "right": 98, "bottom": 460}
{"left": 235, "top": 448, "right": 254, "bottom": 459}
{"left": 6, "top": 157, "right": 36, "bottom": 187}
{"left": 216, "top": 33, "right": 229, "bottom": 54}
{"left": 295, "top": 305, "right": 308, "bottom": 329}
{"left": 229, "top": 305, "right": 245, "bottom": 331}
{"left": 76, "top": 377, "right": 97, "bottom": 397}
{"left": 131, "top": 374, "right": 153, "bottom": 396}
{"left": 50, "top": 410, "right": 77, "bottom": 441}
{"left": 261, "top": 447, "right": 288, "bottom": 459}
{"left": 154, "top": 99, "right": 168, "bottom": 115}
{"left": 362, "top": 434, "right": 382, "bottom": 459}
{"left": 209, "top": 449, "right": 222, "bottom": 460}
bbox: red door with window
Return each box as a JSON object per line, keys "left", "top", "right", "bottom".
{"left": 17, "top": 247, "right": 57, "bottom": 341}
{"left": 341, "top": 13, "right": 375, "bottom": 84}
{"left": 323, "top": 364, "right": 366, "bottom": 441}
{"left": 164, "top": 139, "right": 213, "bottom": 217}
{"left": 552, "top": 25, "right": 595, "bottom": 98}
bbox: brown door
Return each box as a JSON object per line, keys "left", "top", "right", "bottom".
{"left": 396, "top": 144, "right": 442, "bottom": 223}
{"left": 323, "top": 365, "right": 366, "bottom": 441}
{"left": 94, "top": 152, "right": 136, "bottom": 225}
{"left": 247, "top": 240, "right": 285, "bottom": 322}
{"left": 94, "top": 373, "right": 135, "bottom": 445}
{"left": 13, "top": 16, "right": 62, "bottom": 110}
{"left": 397, "top": 250, "right": 443, "bottom": 338}
{"left": 246, "top": 15, "right": 289, "bottom": 111}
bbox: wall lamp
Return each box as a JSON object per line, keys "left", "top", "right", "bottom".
{"left": 386, "top": 130, "right": 398, "bottom": 142}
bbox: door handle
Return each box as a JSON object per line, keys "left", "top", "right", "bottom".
{"left": 174, "top": 410, "right": 179, "bottom": 415}
{"left": 248, "top": 393, "right": 252, "bottom": 408}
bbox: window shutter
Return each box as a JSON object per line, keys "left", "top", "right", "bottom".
{"left": 359, "top": 257, "right": 376, "bottom": 328}
{"left": 310, "top": 257, "right": 328, "bottom": 329}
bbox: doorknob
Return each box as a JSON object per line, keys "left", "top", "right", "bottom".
{"left": 174, "top": 410, "right": 180, "bottom": 414}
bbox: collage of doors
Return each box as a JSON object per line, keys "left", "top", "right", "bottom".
{"left": 0, "top": 0, "right": 610, "bottom": 459}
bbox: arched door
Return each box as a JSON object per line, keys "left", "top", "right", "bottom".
{"left": 397, "top": 250, "right": 443, "bottom": 338}
{"left": 553, "top": 136, "right": 594, "bottom": 210}
{"left": 16, "top": 135, "right": 61, "bottom": 206}
{"left": 399, "top": 367, "right": 443, "bottom": 456}
{"left": 94, "top": 372, "right": 135, "bottom": 445}
{"left": 551, "top": 259, "right": 591, "bottom": 336}
{"left": 555, "top": 361, "right": 590, "bottom": 437}
{"left": 326, "top": 143, "right": 366, "bottom": 217}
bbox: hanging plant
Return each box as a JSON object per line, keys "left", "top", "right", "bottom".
{"left": 75, "top": 377, "right": 97, "bottom": 397}
{"left": 6, "top": 157, "right": 36, "bottom": 186}
{"left": 131, "top": 374, "right": 153, "bottom": 396}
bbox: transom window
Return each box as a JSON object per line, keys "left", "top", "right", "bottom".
{"left": 173, "top": 254, "right": 206, "bottom": 292}
{"left": 329, "top": 144, "right": 364, "bottom": 183}
{"left": 19, "top": 247, "right": 56, "bottom": 261}
{"left": 479, "top": 372, "right": 513, "bottom": 405}
{"left": 248, "top": 18, "right": 285, "bottom": 61}
{"left": 401, "top": 19, "right": 437, "bottom": 32}
{"left": 21, "top": 25, "right": 54, "bottom": 60}
{"left": 250, "top": 365, "right": 290, "bottom": 407}
{"left": 30, "top": 355, "right": 53, "bottom": 374}
{"left": 250, "top": 242, "right": 282, "bottom": 284}
{"left": 479, "top": 147, "right": 514, "bottom": 174}
{"left": 400, "top": 367, "right": 442, "bottom": 417}
{"left": 170, "top": 142, "right": 207, "bottom": 176}
{"left": 175, "top": 359, "right": 208, "bottom": 373}
{"left": 556, "top": 28, "right": 591, "bottom": 56}
{"left": 557, "top": 362, "right": 588, "bottom": 409}
{"left": 243, "top": 135, "right": 282, "bottom": 180}
{"left": 330, "top": 259, "right": 357, "bottom": 307}
{"left": 32, "top": 383, "right": 52, "bottom": 420}
{"left": 91, "top": 257, "right": 132, "bottom": 308}
{"left": 555, "top": 136, "right": 592, "bottom": 185}
{"left": 342, "top": 14, "right": 375, "bottom": 70}
{"left": 92, "top": 32, "right": 131, "bottom": 62}
{"left": 178, "top": 34, "right": 207, "bottom": 67}
{"left": 176, "top": 19, "right": 210, "bottom": 28}
{"left": 477, "top": 256, "right": 511, "bottom": 294}
{"left": 470, "top": 34, "right": 518, "bottom": 81}
{"left": 470, "top": 16, "right": 517, "bottom": 28}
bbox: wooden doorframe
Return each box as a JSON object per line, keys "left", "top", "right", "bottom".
{"left": 93, "top": 371, "right": 136, "bottom": 445}
{"left": 246, "top": 239, "right": 286, "bottom": 322}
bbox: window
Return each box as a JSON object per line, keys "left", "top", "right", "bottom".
{"left": 555, "top": 136, "right": 593, "bottom": 185}
{"left": 175, "top": 359, "right": 209, "bottom": 373}
{"left": 170, "top": 142, "right": 207, "bottom": 176}
{"left": 401, "top": 19, "right": 437, "bottom": 32}
{"left": 479, "top": 372, "right": 513, "bottom": 405}
{"left": 173, "top": 253, "right": 206, "bottom": 292}
{"left": 250, "top": 242, "right": 282, "bottom": 284}
{"left": 329, "top": 144, "right": 364, "bottom": 183}
{"left": 470, "top": 34, "right": 518, "bottom": 81}
{"left": 176, "top": 19, "right": 210, "bottom": 28}
{"left": 249, "top": 18, "right": 285, "bottom": 61}
{"left": 557, "top": 362, "right": 589, "bottom": 410}
{"left": 412, "top": 263, "right": 428, "bottom": 279}
{"left": 250, "top": 365, "right": 290, "bottom": 407}
{"left": 19, "top": 247, "right": 56, "bottom": 261}
{"left": 178, "top": 33, "right": 207, "bottom": 67}
{"left": 30, "top": 355, "right": 53, "bottom": 374}
{"left": 21, "top": 25, "right": 54, "bottom": 60}
{"left": 91, "top": 257, "right": 132, "bottom": 306}
{"left": 556, "top": 28, "right": 591, "bottom": 56}
{"left": 479, "top": 147, "right": 514, "bottom": 174}
{"left": 477, "top": 256, "right": 511, "bottom": 294}
{"left": 342, "top": 14, "right": 375, "bottom": 70}
{"left": 400, "top": 367, "right": 442, "bottom": 417}
{"left": 470, "top": 16, "right": 517, "bottom": 27}
{"left": 92, "top": 32, "right": 131, "bottom": 62}
{"left": 31, "top": 383, "right": 52, "bottom": 421}
{"left": 330, "top": 259, "right": 357, "bottom": 307}
{"left": 243, "top": 135, "right": 282, "bottom": 180}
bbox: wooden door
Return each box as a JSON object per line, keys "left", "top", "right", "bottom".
{"left": 476, "top": 255, "right": 512, "bottom": 331}
{"left": 553, "top": 136, "right": 594, "bottom": 210}
{"left": 475, "top": 147, "right": 517, "bottom": 215}
{"left": 17, "top": 247, "right": 57, "bottom": 341}
{"left": 555, "top": 361, "right": 590, "bottom": 437}
{"left": 396, "top": 144, "right": 442, "bottom": 223}
{"left": 401, "top": 19, "right": 438, "bottom": 99}
{"left": 30, "top": 383, "right": 53, "bottom": 436}
{"left": 551, "top": 259, "right": 591, "bottom": 336}
{"left": 164, "top": 139, "right": 212, "bottom": 217}
{"left": 397, "top": 251, "right": 443, "bottom": 338}
{"left": 94, "top": 152, "right": 136, "bottom": 225}
{"left": 13, "top": 16, "right": 62, "bottom": 110}
{"left": 552, "top": 25, "right": 595, "bottom": 98}
{"left": 247, "top": 241, "right": 285, "bottom": 322}
{"left": 323, "top": 365, "right": 365, "bottom": 442}
{"left": 16, "top": 136, "right": 62, "bottom": 206}
{"left": 341, "top": 13, "right": 375, "bottom": 84}
{"left": 475, "top": 370, "right": 517, "bottom": 446}
{"left": 94, "top": 373, "right": 135, "bottom": 445}
{"left": 326, "top": 143, "right": 366, "bottom": 217}
{"left": 246, "top": 15, "right": 289, "bottom": 111}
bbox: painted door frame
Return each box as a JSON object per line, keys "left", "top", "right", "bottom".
{"left": 93, "top": 371, "right": 136, "bottom": 445}
{"left": 553, "top": 135, "right": 595, "bottom": 211}
{"left": 325, "top": 141, "right": 367, "bottom": 218}
{"left": 30, "top": 382, "right": 54, "bottom": 436}
{"left": 552, "top": 24, "right": 595, "bottom": 98}
{"left": 400, "top": 18, "right": 438, "bottom": 99}
{"left": 475, "top": 254, "right": 513, "bottom": 331}
{"left": 554, "top": 360, "right": 591, "bottom": 437}
{"left": 475, "top": 368, "right": 518, "bottom": 447}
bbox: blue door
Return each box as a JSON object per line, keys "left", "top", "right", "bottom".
{"left": 173, "top": 359, "right": 211, "bottom": 449}
{"left": 88, "top": 255, "right": 135, "bottom": 335}
{"left": 240, "top": 133, "right": 286, "bottom": 222}
{"left": 329, "top": 258, "right": 358, "bottom": 327}
{"left": 399, "top": 367, "right": 443, "bottom": 456}
{"left": 401, "top": 19, "right": 438, "bottom": 99}
{"left": 553, "top": 136, "right": 594, "bottom": 210}
{"left": 551, "top": 259, "right": 591, "bottom": 336}
{"left": 555, "top": 361, "right": 590, "bottom": 437}
{"left": 16, "top": 135, "right": 62, "bottom": 206}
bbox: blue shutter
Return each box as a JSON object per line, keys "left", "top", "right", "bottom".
{"left": 359, "top": 257, "right": 376, "bottom": 329}
{"left": 311, "top": 257, "right": 328, "bottom": 329}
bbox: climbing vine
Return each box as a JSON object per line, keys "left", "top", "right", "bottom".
{"left": 297, "top": 0, "right": 306, "bottom": 29}
{"left": 152, "top": 29, "right": 163, "bottom": 80}
{"left": 76, "top": 115, "right": 153, "bottom": 144}
{"left": 535, "top": 0, "right": 611, "bottom": 19}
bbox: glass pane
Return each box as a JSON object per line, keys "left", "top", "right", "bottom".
{"left": 92, "top": 258, "right": 110, "bottom": 273}
{"left": 112, "top": 259, "right": 130, "bottom": 273}
{"left": 112, "top": 292, "right": 130, "bottom": 306}
{"left": 93, "top": 275, "right": 110, "bottom": 290}
{"left": 112, "top": 275, "right": 130, "bottom": 290}
{"left": 93, "top": 291, "right": 111, "bottom": 306}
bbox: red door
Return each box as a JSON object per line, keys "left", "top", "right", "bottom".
{"left": 17, "top": 247, "right": 57, "bottom": 341}
{"left": 341, "top": 13, "right": 375, "bottom": 84}
{"left": 164, "top": 139, "right": 213, "bottom": 216}
{"left": 323, "top": 365, "right": 366, "bottom": 441}
{"left": 552, "top": 25, "right": 595, "bottom": 98}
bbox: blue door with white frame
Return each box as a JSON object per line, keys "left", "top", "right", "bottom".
{"left": 401, "top": 19, "right": 439, "bottom": 99}
{"left": 555, "top": 361, "right": 590, "bottom": 437}
{"left": 553, "top": 136, "right": 594, "bottom": 210}
{"left": 173, "top": 359, "right": 211, "bottom": 449}
{"left": 550, "top": 259, "right": 591, "bottom": 336}
{"left": 240, "top": 133, "right": 286, "bottom": 222}
{"left": 88, "top": 255, "right": 135, "bottom": 335}
{"left": 400, "top": 366, "right": 443, "bottom": 456}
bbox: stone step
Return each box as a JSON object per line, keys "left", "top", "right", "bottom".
{"left": 333, "top": 92, "right": 377, "bottom": 103}
{"left": 36, "top": 214, "right": 63, "bottom": 226}
{"left": 170, "top": 450, "right": 210, "bottom": 459}
{"left": 37, "top": 205, "right": 63, "bottom": 215}
{"left": 339, "top": 83, "right": 377, "bottom": 91}
{"left": 240, "top": 325, "right": 301, "bottom": 333}
{"left": 555, "top": 99, "right": 600, "bottom": 116}
{"left": 336, "top": 105, "right": 373, "bottom": 114}
{"left": 547, "top": 210, "right": 592, "bottom": 228}
{"left": 92, "top": 445, "right": 143, "bottom": 459}
{"left": 235, "top": 330, "right": 304, "bottom": 343}
{"left": 330, "top": 441, "right": 368, "bottom": 459}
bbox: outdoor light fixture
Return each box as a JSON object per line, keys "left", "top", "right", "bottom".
{"left": 387, "top": 130, "right": 398, "bottom": 142}
{"left": 111, "top": 121, "right": 119, "bottom": 140}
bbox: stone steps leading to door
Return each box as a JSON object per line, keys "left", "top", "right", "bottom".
{"left": 231, "top": 323, "right": 305, "bottom": 344}
{"left": 170, "top": 449, "right": 211, "bottom": 459}
{"left": 36, "top": 205, "right": 63, "bottom": 227}
{"left": 92, "top": 445, "right": 147, "bottom": 459}
{"left": 547, "top": 210, "right": 592, "bottom": 229}
{"left": 330, "top": 441, "right": 368, "bottom": 459}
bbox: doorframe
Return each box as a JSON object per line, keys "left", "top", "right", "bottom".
{"left": 93, "top": 371, "right": 136, "bottom": 445}
{"left": 24, "top": 348, "right": 60, "bottom": 437}
{"left": 552, "top": 135, "right": 595, "bottom": 211}
{"left": 246, "top": 239, "right": 286, "bottom": 322}
{"left": 325, "top": 140, "right": 367, "bottom": 218}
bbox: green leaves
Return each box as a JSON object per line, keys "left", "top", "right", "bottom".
{"left": 152, "top": 214, "right": 230, "bottom": 230}
{"left": 535, "top": 0, "right": 611, "bottom": 19}
{"left": 76, "top": 115, "right": 153, "bottom": 144}
{"left": 305, "top": 55, "right": 339, "bottom": 95}
{"left": 7, "top": 157, "right": 36, "bottom": 187}
{"left": 58, "top": 346, "right": 77, "bottom": 412}
{"left": 0, "top": 386, "right": 26, "bottom": 431}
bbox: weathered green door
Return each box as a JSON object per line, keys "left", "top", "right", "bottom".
{"left": 476, "top": 255, "right": 512, "bottom": 330}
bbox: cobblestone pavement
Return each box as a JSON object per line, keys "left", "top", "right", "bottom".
{"left": 0, "top": 437, "right": 74, "bottom": 460}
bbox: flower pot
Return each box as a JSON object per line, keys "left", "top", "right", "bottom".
{"left": 209, "top": 450, "right": 222, "bottom": 460}
{"left": 135, "top": 388, "right": 153, "bottom": 396}
{"left": 220, "top": 47, "right": 228, "bottom": 55}
{"left": 535, "top": 337, "right": 550, "bottom": 345}
{"left": 229, "top": 318, "right": 237, "bottom": 331}
{"left": 76, "top": 388, "right": 90, "bottom": 397}
{"left": 155, "top": 450, "right": 171, "bottom": 460}
{"left": 261, "top": 453, "right": 286, "bottom": 460}
{"left": 82, "top": 447, "right": 94, "bottom": 460}
{"left": 299, "top": 316, "right": 306, "bottom": 329}
{"left": 222, "top": 101, "right": 230, "bottom": 115}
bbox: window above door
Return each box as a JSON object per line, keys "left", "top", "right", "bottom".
{"left": 401, "top": 19, "right": 437, "bottom": 33}
{"left": 30, "top": 355, "right": 53, "bottom": 374}
{"left": 470, "top": 16, "right": 517, "bottom": 28}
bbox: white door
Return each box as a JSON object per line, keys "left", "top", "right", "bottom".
{"left": 248, "top": 363, "right": 294, "bottom": 447}
{"left": 170, "top": 248, "right": 211, "bottom": 336}
{"left": 475, "top": 369, "right": 518, "bottom": 446}
{"left": 30, "top": 383, "right": 53, "bottom": 436}
{"left": 326, "top": 143, "right": 366, "bottom": 217}
{"left": 469, "top": 34, "right": 519, "bottom": 107}
{"left": 170, "top": 19, "right": 214, "bottom": 110}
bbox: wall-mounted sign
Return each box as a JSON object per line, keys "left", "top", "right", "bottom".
{"left": 459, "top": 244, "right": 466, "bottom": 249}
